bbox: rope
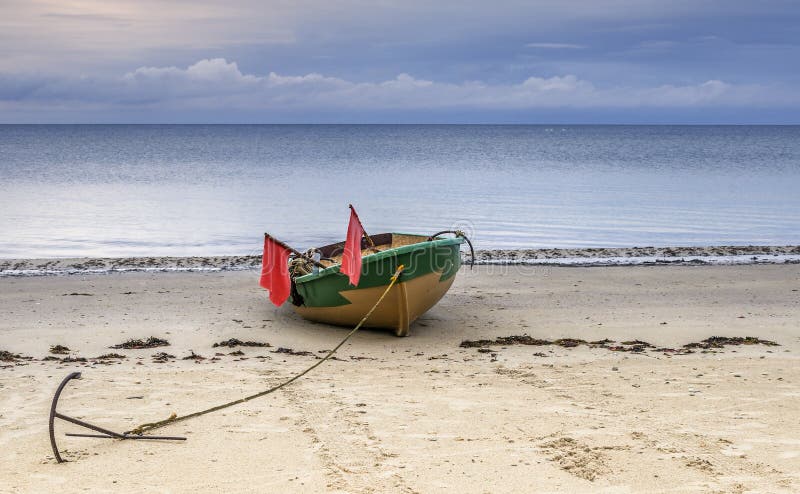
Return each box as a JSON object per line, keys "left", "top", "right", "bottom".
{"left": 288, "top": 255, "right": 314, "bottom": 277}
{"left": 427, "top": 230, "right": 475, "bottom": 268}
{"left": 126, "top": 264, "right": 406, "bottom": 436}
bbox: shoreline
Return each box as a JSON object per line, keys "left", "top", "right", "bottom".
{"left": 1, "top": 244, "right": 799, "bottom": 277}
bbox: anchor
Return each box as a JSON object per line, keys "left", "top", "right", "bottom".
{"left": 49, "top": 372, "right": 186, "bottom": 463}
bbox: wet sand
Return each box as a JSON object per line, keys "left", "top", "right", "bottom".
{"left": 1, "top": 263, "right": 799, "bottom": 492}
{"left": 2, "top": 244, "right": 799, "bottom": 277}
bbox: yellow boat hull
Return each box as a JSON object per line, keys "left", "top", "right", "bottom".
{"left": 293, "top": 270, "right": 456, "bottom": 336}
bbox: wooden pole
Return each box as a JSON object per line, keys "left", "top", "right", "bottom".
{"left": 349, "top": 204, "right": 377, "bottom": 249}
{"left": 264, "top": 233, "right": 327, "bottom": 268}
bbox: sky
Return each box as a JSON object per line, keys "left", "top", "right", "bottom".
{"left": 1, "top": 0, "right": 799, "bottom": 123}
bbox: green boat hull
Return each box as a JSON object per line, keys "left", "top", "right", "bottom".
{"left": 291, "top": 234, "right": 464, "bottom": 336}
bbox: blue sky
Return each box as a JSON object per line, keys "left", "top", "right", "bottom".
{"left": 1, "top": 0, "right": 799, "bottom": 123}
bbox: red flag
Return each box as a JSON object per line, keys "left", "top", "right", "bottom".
{"left": 341, "top": 205, "right": 365, "bottom": 286}
{"left": 260, "top": 235, "right": 291, "bottom": 306}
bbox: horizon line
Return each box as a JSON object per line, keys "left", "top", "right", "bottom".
{"left": 2, "top": 122, "right": 799, "bottom": 126}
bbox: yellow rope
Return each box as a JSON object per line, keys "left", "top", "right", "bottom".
{"left": 127, "top": 264, "right": 406, "bottom": 436}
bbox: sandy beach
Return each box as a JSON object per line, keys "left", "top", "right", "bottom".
{"left": 2, "top": 262, "right": 799, "bottom": 493}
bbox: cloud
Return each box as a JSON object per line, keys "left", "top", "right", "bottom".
{"left": 0, "top": 58, "right": 797, "bottom": 121}
{"left": 124, "top": 58, "right": 260, "bottom": 87}
{"left": 3, "top": 0, "right": 795, "bottom": 77}
{"left": 526, "top": 43, "right": 586, "bottom": 49}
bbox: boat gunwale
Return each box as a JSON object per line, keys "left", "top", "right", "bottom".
{"left": 294, "top": 235, "right": 465, "bottom": 285}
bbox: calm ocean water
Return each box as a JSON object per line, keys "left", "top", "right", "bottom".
{"left": 1, "top": 125, "right": 799, "bottom": 258}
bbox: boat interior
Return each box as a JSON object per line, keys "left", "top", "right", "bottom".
{"left": 316, "top": 233, "right": 430, "bottom": 267}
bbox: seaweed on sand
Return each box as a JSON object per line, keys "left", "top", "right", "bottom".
{"left": 460, "top": 335, "right": 590, "bottom": 349}
{"left": 1, "top": 350, "right": 32, "bottom": 362}
{"left": 460, "top": 335, "right": 552, "bottom": 348}
{"left": 110, "top": 337, "right": 170, "bottom": 349}
{"left": 271, "top": 347, "right": 316, "bottom": 357}
{"left": 460, "top": 334, "right": 779, "bottom": 356}
{"left": 43, "top": 355, "right": 87, "bottom": 363}
{"left": 182, "top": 351, "right": 206, "bottom": 361}
{"left": 683, "top": 336, "right": 779, "bottom": 350}
{"left": 554, "top": 338, "right": 587, "bottom": 348}
{"left": 212, "top": 338, "right": 271, "bottom": 348}
{"left": 151, "top": 352, "right": 176, "bottom": 363}
{"left": 620, "top": 340, "right": 655, "bottom": 348}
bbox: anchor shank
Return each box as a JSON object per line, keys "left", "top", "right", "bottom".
{"left": 55, "top": 412, "right": 126, "bottom": 439}
{"left": 122, "top": 434, "right": 187, "bottom": 441}
{"left": 65, "top": 432, "right": 186, "bottom": 441}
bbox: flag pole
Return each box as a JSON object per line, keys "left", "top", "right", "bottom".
{"left": 264, "top": 233, "right": 327, "bottom": 269}
{"left": 348, "top": 204, "right": 377, "bottom": 249}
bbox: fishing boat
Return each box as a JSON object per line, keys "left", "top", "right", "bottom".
{"left": 288, "top": 232, "right": 471, "bottom": 336}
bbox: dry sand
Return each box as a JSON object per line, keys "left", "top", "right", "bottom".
{"left": 1, "top": 263, "right": 799, "bottom": 493}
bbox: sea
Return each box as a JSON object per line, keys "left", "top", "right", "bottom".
{"left": 1, "top": 124, "right": 799, "bottom": 259}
